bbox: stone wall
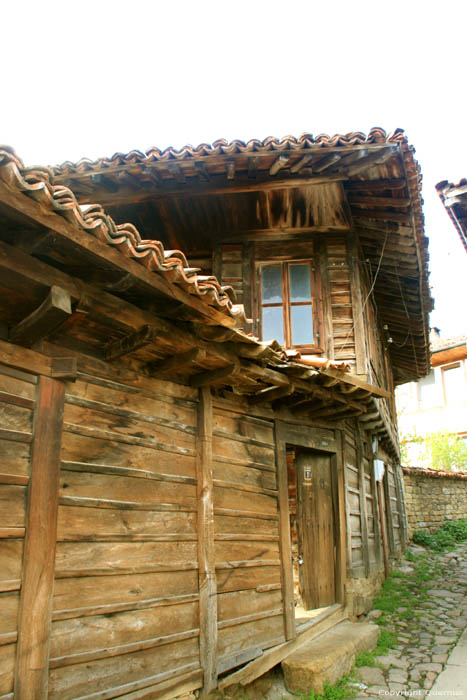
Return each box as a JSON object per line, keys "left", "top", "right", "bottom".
{"left": 402, "top": 467, "right": 467, "bottom": 537}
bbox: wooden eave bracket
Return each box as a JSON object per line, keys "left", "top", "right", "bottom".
{"left": 104, "top": 325, "right": 156, "bottom": 361}
{"left": 148, "top": 348, "right": 206, "bottom": 376}
{"left": 9, "top": 285, "right": 72, "bottom": 348}
{"left": 50, "top": 357, "right": 77, "bottom": 381}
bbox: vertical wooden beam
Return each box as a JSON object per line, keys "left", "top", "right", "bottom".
{"left": 241, "top": 242, "right": 254, "bottom": 321}
{"left": 275, "top": 421, "right": 296, "bottom": 641}
{"left": 355, "top": 422, "right": 370, "bottom": 577}
{"left": 196, "top": 387, "right": 217, "bottom": 698}
{"left": 15, "top": 375, "right": 65, "bottom": 699}
{"left": 334, "top": 431, "right": 347, "bottom": 605}
{"left": 341, "top": 433, "right": 353, "bottom": 576}
{"left": 347, "top": 232, "right": 367, "bottom": 375}
{"left": 212, "top": 246, "right": 223, "bottom": 284}
{"left": 316, "top": 238, "right": 334, "bottom": 359}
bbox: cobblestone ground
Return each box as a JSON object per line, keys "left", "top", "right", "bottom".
{"left": 353, "top": 541, "right": 467, "bottom": 700}
{"left": 213, "top": 541, "right": 467, "bottom": 700}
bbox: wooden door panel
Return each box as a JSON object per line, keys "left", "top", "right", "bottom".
{"left": 296, "top": 452, "right": 336, "bottom": 609}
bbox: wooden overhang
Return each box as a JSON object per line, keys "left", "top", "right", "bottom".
{"left": 0, "top": 145, "right": 389, "bottom": 426}
{"left": 53, "top": 128, "right": 432, "bottom": 383}
{"left": 436, "top": 179, "right": 467, "bottom": 254}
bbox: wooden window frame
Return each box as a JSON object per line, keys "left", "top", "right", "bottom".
{"left": 441, "top": 361, "right": 464, "bottom": 406}
{"left": 256, "top": 260, "right": 322, "bottom": 351}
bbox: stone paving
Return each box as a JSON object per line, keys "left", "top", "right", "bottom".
{"left": 353, "top": 542, "right": 467, "bottom": 700}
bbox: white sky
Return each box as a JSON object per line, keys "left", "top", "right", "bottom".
{"left": 3, "top": 0, "right": 466, "bottom": 337}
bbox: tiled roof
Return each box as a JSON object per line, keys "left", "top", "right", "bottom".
{"left": 0, "top": 146, "right": 247, "bottom": 326}
{"left": 431, "top": 334, "right": 467, "bottom": 352}
{"left": 436, "top": 179, "right": 467, "bottom": 253}
{"left": 53, "top": 127, "right": 406, "bottom": 175}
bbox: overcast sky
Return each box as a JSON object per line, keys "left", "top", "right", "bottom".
{"left": 3, "top": 0, "right": 466, "bottom": 337}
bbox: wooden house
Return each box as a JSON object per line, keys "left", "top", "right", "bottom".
{"left": 0, "top": 128, "right": 431, "bottom": 699}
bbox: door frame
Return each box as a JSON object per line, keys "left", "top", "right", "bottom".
{"left": 275, "top": 420, "right": 347, "bottom": 641}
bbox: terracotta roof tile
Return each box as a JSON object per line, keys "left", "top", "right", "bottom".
{"left": 53, "top": 127, "right": 406, "bottom": 175}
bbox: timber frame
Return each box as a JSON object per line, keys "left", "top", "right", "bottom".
{"left": 0, "top": 132, "right": 426, "bottom": 698}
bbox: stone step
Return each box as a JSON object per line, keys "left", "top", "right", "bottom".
{"left": 282, "top": 620, "right": 379, "bottom": 694}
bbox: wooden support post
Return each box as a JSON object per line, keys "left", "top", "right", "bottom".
{"left": 355, "top": 421, "right": 370, "bottom": 577}
{"left": 274, "top": 421, "right": 296, "bottom": 641}
{"left": 15, "top": 375, "right": 65, "bottom": 698}
{"left": 370, "top": 455, "right": 383, "bottom": 568}
{"left": 341, "top": 437, "right": 353, "bottom": 578}
{"left": 196, "top": 387, "right": 217, "bottom": 698}
{"left": 334, "top": 431, "right": 347, "bottom": 605}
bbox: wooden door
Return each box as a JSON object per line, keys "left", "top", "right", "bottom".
{"left": 296, "top": 451, "right": 336, "bottom": 609}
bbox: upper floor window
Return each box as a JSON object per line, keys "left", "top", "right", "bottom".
{"left": 258, "top": 261, "right": 319, "bottom": 349}
{"left": 442, "top": 362, "right": 465, "bottom": 404}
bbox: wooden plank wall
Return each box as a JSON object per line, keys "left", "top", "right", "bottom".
{"left": 325, "top": 239, "right": 357, "bottom": 364}
{"left": 48, "top": 373, "right": 203, "bottom": 699}
{"left": 0, "top": 366, "right": 36, "bottom": 697}
{"left": 343, "top": 424, "right": 382, "bottom": 578}
{"left": 212, "top": 401, "right": 284, "bottom": 675}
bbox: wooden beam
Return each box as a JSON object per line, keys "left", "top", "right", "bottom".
{"left": 190, "top": 362, "right": 240, "bottom": 388}
{"left": 275, "top": 421, "right": 296, "bottom": 641}
{"left": 313, "top": 153, "right": 342, "bottom": 173}
{"left": 319, "top": 368, "right": 391, "bottom": 398}
{"left": 345, "top": 178, "right": 406, "bottom": 191}
{"left": 344, "top": 146, "right": 398, "bottom": 177}
{"left": 351, "top": 209, "right": 410, "bottom": 224}
{"left": 15, "top": 375, "right": 65, "bottom": 698}
{"left": 104, "top": 325, "right": 156, "bottom": 361}
{"left": 249, "top": 384, "right": 294, "bottom": 406}
{"left": 290, "top": 154, "right": 313, "bottom": 173}
{"left": 196, "top": 387, "right": 217, "bottom": 698}
{"left": 269, "top": 155, "right": 290, "bottom": 176}
{"left": 9, "top": 285, "right": 72, "bottom": 347}
{"left": 148, "top": 348, "right": 206, "bottom": 375}
{"left": 195, "top": 162, "right": 210, "bottom": 182}
{"left": 50, "top": 356, "right": 77, "bottom": 380}
{"left": 90, "top": 173, "right": 119, "bottom": 193}
{"left": 226, "top": 160, "right": 236, "bottom": 180}
{"left": 248, "top": 157, "right": 259, "bottom": 179}
{"left": 348, "top": 195, "right": 411, "bottom": 208}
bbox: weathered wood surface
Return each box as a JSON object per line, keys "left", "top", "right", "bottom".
{"left": 15, "top": 376, "right": 65, "bottom": 699}
{"left": 196, "top": 386, "right": 217, "bottom": 698}
{"left": 275, "top": 421, "right": 295, "bottom": 641}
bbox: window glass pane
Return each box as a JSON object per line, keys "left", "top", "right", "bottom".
{"left": 261, "top": 265, "right": 282, "bottom": 303}
{"left": 262, "top": 306, "right": 284, "bottom": 345}
{"left": 289, "top": 264, "right": 311, "bottom": 302}
{"left": 291, "top": 304, "right": 314, "bottom": 345}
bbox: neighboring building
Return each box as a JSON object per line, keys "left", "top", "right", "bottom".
{"left": 436, "top": 179, "right": 467, "bottom": 253}
{"left": 397, "top": 332, "right": 467, "bottom": 468}
{"left": 0, "top": 129, "right": 430, "bottom": 698}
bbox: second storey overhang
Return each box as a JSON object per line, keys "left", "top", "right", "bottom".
{"left": 436, "top": 179, "right": 467, "bottom": 254}
{"left": 52, "top": 128, "right": 432, "bottom": 383}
